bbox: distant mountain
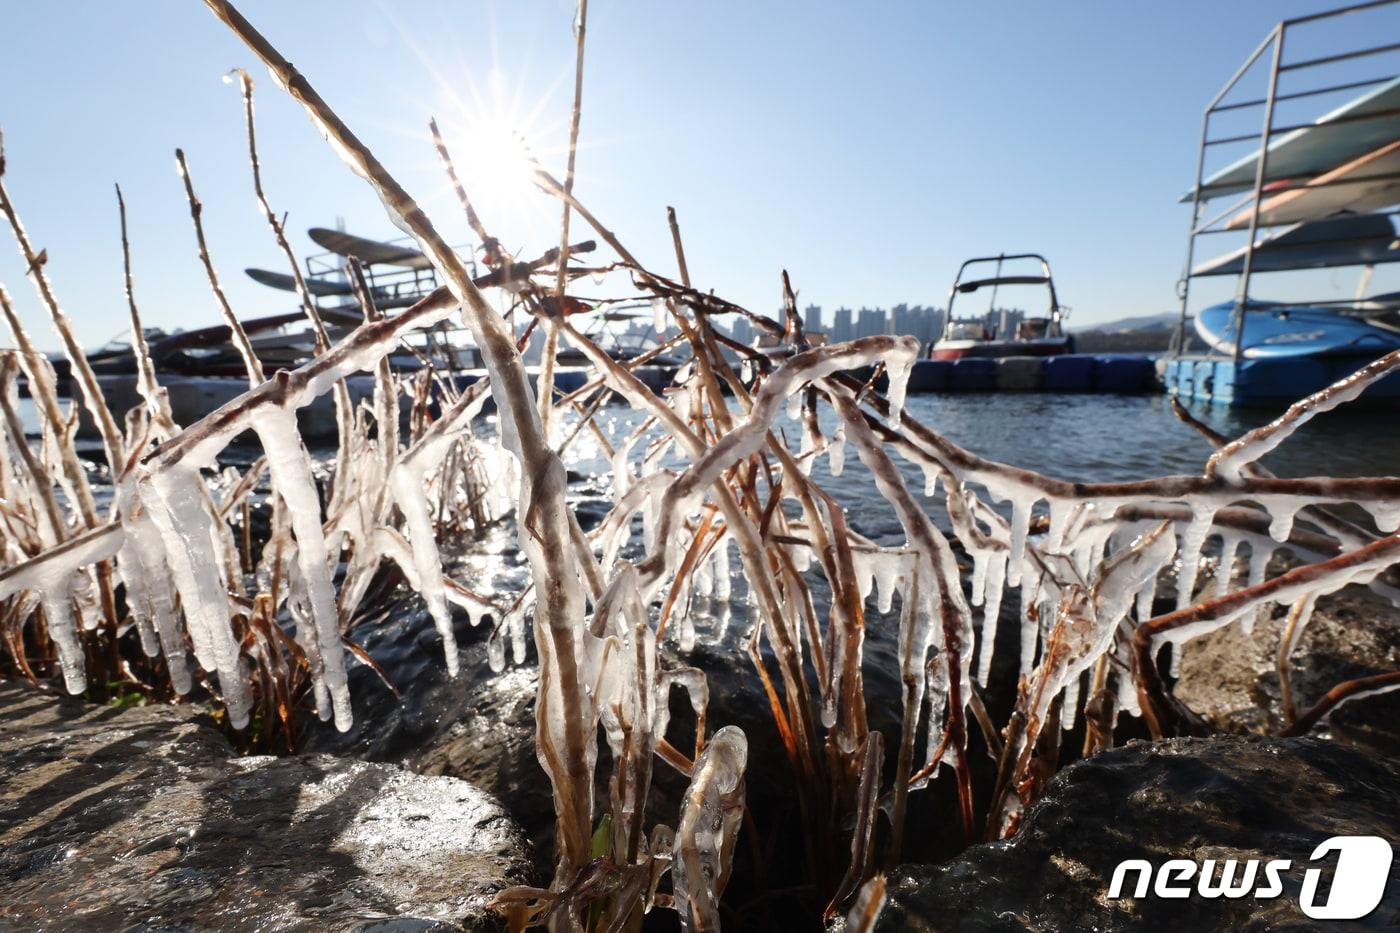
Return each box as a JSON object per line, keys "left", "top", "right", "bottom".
{"left": 1072, "top": 312, "right": 1178, "bottom": 333}
{"left": 1071, "top": 312, "right": 1188, "bottom": 354}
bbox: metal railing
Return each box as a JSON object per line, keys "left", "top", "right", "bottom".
{"left": 1171, "top": 0, "right": 1400, "bottom": 361}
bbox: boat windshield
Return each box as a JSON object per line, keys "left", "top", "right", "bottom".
{"left": 948, "top": 322, "right": 987, "bottom": 341}
{"left": 1018, "top": 318, "right": 1052, "bottom": 339}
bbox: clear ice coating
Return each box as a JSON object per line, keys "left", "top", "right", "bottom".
{"left": 673, "top": 725, "right": 748, "bottom": 931}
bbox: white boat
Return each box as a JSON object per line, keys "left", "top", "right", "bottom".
{"left": 929, "top": 253, "right": 1073, "bottom": 360}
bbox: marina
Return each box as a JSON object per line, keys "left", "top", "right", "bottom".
{"left": 4, "top": 3, "right": 1400, "bottom": 932}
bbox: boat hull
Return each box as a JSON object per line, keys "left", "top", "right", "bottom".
{"left": 74, "top": 364, "right": 679, "bottom": 440}
{"left": 1194, "top": 300, "right": 1400, "bottom": 359}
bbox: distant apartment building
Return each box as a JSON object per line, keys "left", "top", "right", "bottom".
{"left": 716, "top": 302, "right": 949, "bottom": 349}
{"left": 832, "top": 307, "right": 853, "bottom": 343}
{"left": 856, "top": 307, "right": 882, "bottom": 338}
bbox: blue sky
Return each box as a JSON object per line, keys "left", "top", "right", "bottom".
{"left": 2, "top": 1, "right": 1398, "bottom": 348}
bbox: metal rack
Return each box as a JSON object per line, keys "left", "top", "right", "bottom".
{"left": 1170, "top": 0, "right": 1400, "bottom": 370}
{"left": 303, "top": 239, "right": 476, "bottom": 314}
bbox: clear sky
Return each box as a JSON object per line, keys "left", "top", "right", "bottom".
{"left": 2, "top": 1, "right": 1398, "bottom": 348}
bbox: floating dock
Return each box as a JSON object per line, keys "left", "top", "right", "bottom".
{"left": 883, "top": 354, "right": 1157, "bottom": 395}
{"left": 1160, "top": 354, "right": 1400, "bottom": 406}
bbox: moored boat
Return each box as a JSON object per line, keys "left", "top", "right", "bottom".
{"left": 928, "top": 253, "right": 1073, "bottom": 360}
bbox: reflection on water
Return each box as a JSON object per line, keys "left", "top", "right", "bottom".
{"left": 566, "top": 391, "right": 1399, "bottom": 487}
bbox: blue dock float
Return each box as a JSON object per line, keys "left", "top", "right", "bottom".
{"left": 870, "top": 355, "right": 1158, "bottom": 396}
{"left": 951, "top": 357, "right": 997, "bottom": 391}
{"left": 907, "top": 358, "right": 951, "bottom": 392}
{"left": 1093, "top": 355, "right": 1155, "bottom": 394}
{"left": 1162, "top": 355, "right": 1400, "bottom": 406}
{"left": 1042, "top": 355, "right": 1097, "bottom": 392}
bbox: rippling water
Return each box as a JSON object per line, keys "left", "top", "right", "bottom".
{"left": 27, "top": 388, "right": 1398, "bottom": 482}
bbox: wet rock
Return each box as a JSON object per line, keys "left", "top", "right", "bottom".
{"left": 299, "top": 526, "right": 535, "bottom": 764}
{"left": 1175, "top": 577, "right": 1400, "bottom": 756}
{"left": 409, "top": 666, "right": 553, "bottom": 859}
{"left": 879, "top": 734, "right": 1400, "bottom": 931}
{"left": 0, "top": 681, "right": 529, "bottom": 931}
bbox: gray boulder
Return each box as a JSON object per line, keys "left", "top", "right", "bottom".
{"left": 1174, "top": 578, "right": 1400, "bottom": 755}
{"left": 880, "top": 735, "right": 1400, "bottom": 931}
{"left": 0, "top": 681, "right": 529, "bottom": 931}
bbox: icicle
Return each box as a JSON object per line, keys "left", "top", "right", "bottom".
{"left": 917, "top": 649, "right": 949, "bottom": 785}
{"left": 1046, "top": 498, "right": 1073, "bottom": 552}
{"left": 1175, "top": 508, "right": 1214, "bottom": 610}
{"left": 969, "top": 552, "right": 988, "bottom": 608}
{"left": 1247, "top": 541, "right": 1272, "bottom": 589}
{"left": 390, "top": 458, "right": 461, "bottom": 677}
{"left": 673, "top": 725, "right": 747, "bottom": 932}
{"left": 886, "top": 350, "right": 913, "bottom": 428}
{"left": 254, "top": 409, "right": 352, "bottom": 731}
{"left": 1366, "top": 500, "right": 1400, "bottom": 534}
{"left": 1006, "top": 495, "right": 1037, "bottom": 588}
{"left": 922, "top": 463, "right": 939, "bottom": 497}
{"left": 1116, "top": 668, "right": 1142, "bottom": 718}
{"left": 1217, "top": 532, "right": 1241, "bottom": 590}
{"left": 651, "top": 296, "right": 667, "bottom": 333}
{"left": 141, "top": 464, "right": 252, "bottom": 729}
{"left": 975, "top": 555, "right": 1007, "bottom": 684}
{"left": 1018, "top": 581, "right": 1038, "bottom": 678}
{"left": 1282, "top": 592, "right": 1319, "bottom": 660}
{"left": 711, "top": 534, "right": 732, "bottom": 600}
{"left": 40, "top": 589, "right": 86, "bottom": 695}
{"left": 284, "top": 558, "right": 333, "bottom": 719}
{"left": 694, "top": 544, "right": 715, "bottom": 598}
{"left": 487, "top": 628, "right": 506, "bottom": 672}
{"left": 872, "top": 552, "right": 908, "bottom": 615}
{"left": 121, "top": 497, "right": 192, "bottom": 694}
{"left": 1060, "top": 674, "right": 1081, "bottom": 732}
{"left": 797, "top": 418, "right": 816, "bottom": 476}
{"left": 828, "top": 423, "right": 846, "bottom": 476}
{"left": 1134, "top": 575, "right": 1156, "bottom": 622}
{"left": 851, "top": 550, "right": 877, "bottom": 605}
{"left": 1266, "top": 498, "right": 1300, "bottom": 542}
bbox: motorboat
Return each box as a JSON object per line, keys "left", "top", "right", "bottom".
{"left": 928, "top": 253, "right": 1073, "bottom": 360}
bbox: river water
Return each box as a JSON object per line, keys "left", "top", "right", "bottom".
{"left": 24, "top": 388, "right": 1398, "bottom": 482}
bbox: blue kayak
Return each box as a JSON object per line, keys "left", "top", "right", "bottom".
{"left": 1194, "top": 300, "right": 1400, "bottom": 359}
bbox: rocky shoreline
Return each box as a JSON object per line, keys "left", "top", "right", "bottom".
{"left": 877, "top": 734, "right": 1400, "bottom": 931}
{"left": 5, "top": 568, "right": 1400, "bottom": 930}
{"left": 0, "top": 681, "right": 531, "bottom": 931}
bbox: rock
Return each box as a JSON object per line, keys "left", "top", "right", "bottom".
{"left": 1175, "top": 577, "right": 1400, "bottom": 756}
{"left": 409, "top": 666, "right": 554, "bottom": 856}
{"left": 879, "top": 734, "right": 1400, "bottom": 931}
{"left": 0, "top": 681, "right": 530, "bottom": 931}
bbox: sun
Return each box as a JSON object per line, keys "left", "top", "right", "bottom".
{"left": 450, "top": 110, "right": 541, "bottom": 215}
{"left": 426, "top": 65, "right": 568, "bottom": 249}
